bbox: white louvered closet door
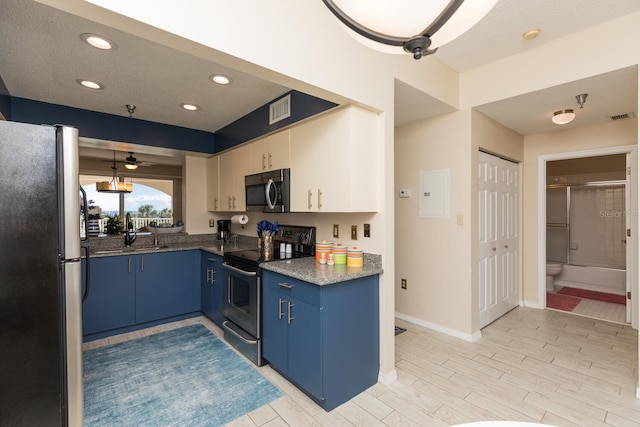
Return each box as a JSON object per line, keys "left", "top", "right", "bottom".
{"left": 479, "top": 151, "right": 519, "bottom": 328}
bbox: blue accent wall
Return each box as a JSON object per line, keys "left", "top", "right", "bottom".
{"left": 214, "top": 90, "right": 337, "bottom": 152}
{"left": 0, "top": 75, "right": 10, "bottom": 120}
{"left": 6, "top": 90, "right": 336, "bottom": 154}
{"left": 11, "top": 98, "right": 215, "bottom": 153}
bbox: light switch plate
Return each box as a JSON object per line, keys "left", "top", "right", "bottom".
{"left": 209, "top": 218, "right": 215, "bottom": 227}
{"left": 364, "top": 223, "right": 370, "bottom": 237}
{"left": 333, "top": 224, "right": 339, "bottom": 238}
{"left": 351, "top": 225, "right": 357, "bottom": 240}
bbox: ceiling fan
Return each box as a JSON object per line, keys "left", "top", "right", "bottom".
{"left": 100, "top": 151, "right": 156, "bottom": 169}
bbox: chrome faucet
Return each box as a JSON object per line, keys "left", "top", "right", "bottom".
{"left": 124, "top": 213, "right": 137, "bottom": 246}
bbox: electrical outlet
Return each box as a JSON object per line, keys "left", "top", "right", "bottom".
{"left": 351, "top": 225, "right": 357, "bottom": 240}
{"left": 333, "top": 224, "right": 339, "bottom": 238}
{"left": 401, "top": 278, "right": 407, "bottom": 289}
{"left": 364, "top": 223, "right": 370, "bottom": 237}
{"left": 209, "top": 218, "right": 215, "bottom": 227}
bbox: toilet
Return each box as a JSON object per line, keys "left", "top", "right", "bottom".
{"left": 546, "top": 262, "right": 563, "bottom": 292}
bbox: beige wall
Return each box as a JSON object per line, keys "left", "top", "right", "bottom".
{"left": 522, "top": 119, "right": 638, "bottom": 305}
{"left": 395, "top": 110, "right": 523, "bottom": 338}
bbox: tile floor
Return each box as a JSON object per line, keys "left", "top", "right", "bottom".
{"left": 84, "top": 307, "right": 639, "bottom": 426}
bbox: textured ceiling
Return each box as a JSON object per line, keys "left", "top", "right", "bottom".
{"left": 1, "top": 0, "right": 639, "bottom": 162}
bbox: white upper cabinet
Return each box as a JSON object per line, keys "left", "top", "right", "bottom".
{"left": 219, "top": 144, "right": 251, "bottom": 212}
{"left": 250, "top": 129, "right": 290, "bottom": 173}
{"left": 206, "top": 156, "right": 220, "bottom": 212}
{"left": 289, "top": 106, "right": 379, "bottom": 213}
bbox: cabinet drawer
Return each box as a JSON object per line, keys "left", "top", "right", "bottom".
{"left": 264, "top": 271, "right": 320, "bottom": 306}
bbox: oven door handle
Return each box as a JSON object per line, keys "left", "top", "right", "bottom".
{"left": 222, "top": 262, "right": 257, "bottom": 276}
{"left": 265, "top": 178, "right": 277, "bottom": 211}
{"left": 222, "top": 321, "right": 258, "bottom": 344}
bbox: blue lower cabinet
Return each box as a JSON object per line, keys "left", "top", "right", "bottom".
{"left": 83, "top": 250, "right": 199, "bottom": 339}
{"left": 262, "top": 270, "right": 379, "bottom": 411}
{"left": 82, "top": 256, "right": 135, "bottom": 335}
{"left": 201, "top": 251, "right": 224, "bottom": 326}
{"left": 135, "top": 251, "right": 197, "bottom": 324}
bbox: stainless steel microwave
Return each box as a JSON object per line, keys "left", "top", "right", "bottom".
{"left": 245, "top": 168, "right": 290, "bottom": 213}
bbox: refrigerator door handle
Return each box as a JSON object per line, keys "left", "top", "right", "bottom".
{"left": 82, "top": 246, "right": 90, "bottom": 302}
{"left": 80, "top": 186, "right": 88, "bottom": 243}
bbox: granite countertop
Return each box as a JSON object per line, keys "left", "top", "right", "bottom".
{"left": 260, "top": 254, "right": 383, "bottom": 286}
{"left": 89, "top": 240, "right": 256, "bottom": 257}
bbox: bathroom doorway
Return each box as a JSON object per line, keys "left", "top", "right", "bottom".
{"left": 540, "top": 147, "right": 637, "bottom": 325}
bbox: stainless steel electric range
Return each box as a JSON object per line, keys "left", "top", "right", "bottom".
{"left": 222, "top": 225, "right": 316, "bottom": 366}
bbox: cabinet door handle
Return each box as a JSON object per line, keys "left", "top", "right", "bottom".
{"left": 268, "top": 152, "right": 273, "bottom": 169}
{"left": 128, "top": 257, "right": 131, "bottom": 273}
{"left": 278, "top": 282, "right": 293, "bottom": 289}
{"left": 214, "top": 197, "right": 218, "bottom": 210}
{"left": 140, "top": 255, "right": 144, "bottom": 272}
{"left": 262, "top": 154, "right": 266, "bottom": 170}
{"left": 207, "top": 258, "right": 216, "bottom": 262}
{"left": 278, "top": 298, "right": 285, "bottom": 319}
{"left": 287, "top": 301, "right": 294, "bottom": 325}
{"left": 206, "top": 268, "right": 212, "bottom": 283}
{"left": 318, "top": 189, "right": 323, "bottom": 209}
{"left": 228, "top": 196, "right": 232, "bottom": 209}
{"left": 232, "top": 196, "right": 236, "bottom": 209}
{"left": 211, "top": 271, "right": 216, "bottom": 283}
{"left": 308, "top": 190, "right": 313, "bottom": 209}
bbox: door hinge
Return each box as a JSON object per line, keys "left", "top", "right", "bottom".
{"left": 627, "top": 166, "right": 631, "bottom": 175}
{"left": 627, "top": 291, "right": 631, "bottom": 300}
{"left": 627, "top": 229, "right": 631, "bottom": 237}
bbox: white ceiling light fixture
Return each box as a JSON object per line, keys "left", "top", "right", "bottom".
{"left": 322, "top": 0, "right": 499, "bottom": 60}
{"left": 180, "top": 103, "right": 200, "bottom": 111}
{"left": 76, "top": 79, "right": 104, "bottom": 90}
{"left": 80, "top": 33, "right": 116, "bottom": 50}
{"left": 210, "top": 74, "right": 233, "bottom": 85}
{"left": 552, "top": 109, "right": 575, "bottom": 125}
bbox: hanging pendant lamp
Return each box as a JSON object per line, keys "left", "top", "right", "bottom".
{"left": 322, "top": 0, "right": 499, "bottom": 59}
{"left": 96, "top": 151, "right": 133, "bottom": 193}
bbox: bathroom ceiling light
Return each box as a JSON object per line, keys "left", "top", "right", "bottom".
{"left": 552, "top": 109, "right": 575, "bottom": 125}
{"left": 210, "top": 74, "right": 232, "bottom": 85}
{"left": 180, "top": 103, "right": 200, "bottom": 111}
{"left": 80, "top": 33, "right": 116, "bottom": 50}
{"left": 322, "top": 0, "right": 499, "bottom": 60}
{"left": 76, "top": 79, "right": 104, "bottom": 90}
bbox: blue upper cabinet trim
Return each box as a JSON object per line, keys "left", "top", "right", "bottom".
{"left": 0, "top": 75, "right": 10, "bottom": 120}
{"left": 213, "top": 90, "right": 337, "bottom": 153}
{"left": 10, "top": 98, "right": 216, "bottom": 153}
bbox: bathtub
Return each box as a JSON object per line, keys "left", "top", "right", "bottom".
{"left": 553, "top": 264, "right": 626, "bottom": 295}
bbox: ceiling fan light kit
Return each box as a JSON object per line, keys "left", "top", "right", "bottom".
{"left": 322, "top": 0, "right": 499, "bottom": 60}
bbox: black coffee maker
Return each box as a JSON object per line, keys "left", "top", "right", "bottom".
{"left": 217, "top": 219, "right": 231, "bottom": 242}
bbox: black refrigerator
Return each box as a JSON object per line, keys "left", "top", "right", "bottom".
{"left": 0, "top": 121, "right": 84, "bottom": 426}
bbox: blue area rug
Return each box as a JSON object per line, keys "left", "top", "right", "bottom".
{"left": 84, "top": 324, "right": 282, "bottom": 426}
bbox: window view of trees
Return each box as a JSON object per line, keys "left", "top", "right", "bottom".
{"left": 80, "top": 175, "right": 174, "bottom": 234}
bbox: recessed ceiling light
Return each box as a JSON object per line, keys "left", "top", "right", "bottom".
{"left": 180, "top": 103, "right": 200, "bottom": 111}
{"left": 80, "top": 33, "right": 116, "bottom": 50}
{"left": 76, "top": 79, "right": 104, "bottom": 90}
{"left": 209, "top": 74, "right": 233, "bottom": 85}
{"left": 522, "top": 29, "right": 541, "bottom": 40}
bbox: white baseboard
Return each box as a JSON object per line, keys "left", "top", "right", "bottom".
{"left": 378, "top": 369, "right": 398, "bottom": 385}
{"left": 395, "top": 312, "right": 482, "bottom": 342}
{"left": 523, "top": 299, "right": 544, "bottom": 309}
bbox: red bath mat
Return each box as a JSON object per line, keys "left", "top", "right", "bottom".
{"left": 547, "top": 292, "right": 581, "bottom": 312}
{"left": 557, "top": 287, "right": 626, "bottom": 305}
